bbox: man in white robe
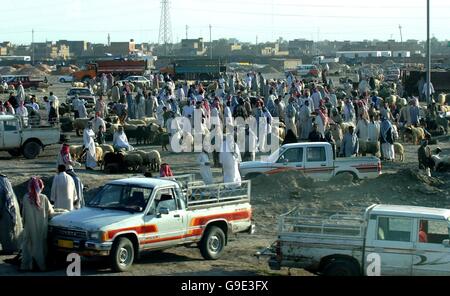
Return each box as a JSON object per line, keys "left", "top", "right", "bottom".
{"left": 91, "top": 113, "right": 106, "bottom": 134}
{"left": 77, "top": 99, "right": 88, "bottom": 119}
{"left": 51, "top": 165, "right": 79, "bottom": 211}
{"left": 113, "top": 126, "right": 134, "bottom": 151}
{"left": 21, "top": 177, "right": 54, "bottom": 271}
{"left": 197, "top": 150, "right": 213, "bottom": 185}
{"left": 16, "top": 82, "right": 25, "bottom": 104}
{"left": 219, "top": 136, "right": 242, "bottom": 186}
{"left": 15, "top": 101, "right": 29, "bottom": 126}
{"left": 83, "top": 122, "right": 97, "bottom": 170}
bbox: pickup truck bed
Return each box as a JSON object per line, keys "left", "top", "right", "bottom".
{"left": 259, "top": 207, "right": 367, "bottom": 273}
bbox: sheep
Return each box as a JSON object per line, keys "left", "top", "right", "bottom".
{"left": 147, "top": 150, "right": 161, "bottom": 172}
{"left": 393, "top": 142, "right": 404, "bottom": 162}
{"left": 136, "top": 125, "right": 157, "bottom": 145}
{"left": 103, "top": 152, "right": 125, "bottom": 173}
{"left": 411, "top": 126, "right": 426, "bottom": 145}
{"left": 123, "top": 152, "right": 144, "bottom": 172}
{"left": 69, "top": 145, "right": 84, "bottom": 161}
{"left": 358, "top": 141, "right": 380, "bottom": 157}
{"left": 126, "top": 119, "right": 146, "bottom": 125}
{"left": 438, "top": 93, "right": 446, "bottom": 105}
{"left": 99, "top": 144, "right": 114, "bottom": 155}
{"left": 73, "top": 118, "right": 91, "bottom": 136}
{"left": 143, "top": 117, "right": 158, "bottom": 125}
{"left": 95, "top": 146, "right": 104, "bottom": 167}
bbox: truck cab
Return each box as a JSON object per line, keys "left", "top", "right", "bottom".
{"left": 0, "top": 115, "right": 60, "bottom": 158}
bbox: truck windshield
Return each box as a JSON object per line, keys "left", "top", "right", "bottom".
{"left": 266, "top": 146, "right": 287, "bottom": 163}
{"left": 87, "top": 184, "right": 152, "bottom": 213}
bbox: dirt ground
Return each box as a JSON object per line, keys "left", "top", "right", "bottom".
{"left": 1, "top": 77, "right": 450, "bottom": 276}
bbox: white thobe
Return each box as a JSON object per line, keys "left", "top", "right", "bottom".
{"left": 219, "top": 140, "right": 242, "bottom": 186}
{"left": 21, "top": 194, "right": 54, "bottom": 271}
{"left": 113, "top": 132, "right": 133, "bottom": 151}
{"left": 50, "top": 172, "right": 78, "bottom": 211}
{"left": 83, "top": 128, "right": 97, "bottom": 168}
{"left": 197, "top": 152, "right": 213, "bottom": 185}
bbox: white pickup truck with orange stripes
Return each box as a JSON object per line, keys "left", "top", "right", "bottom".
{"left": 239, "top": 142, "right": 381, "bottom": 181}
{"left": 48, "top": 176, "right": 254, "bottom": 272}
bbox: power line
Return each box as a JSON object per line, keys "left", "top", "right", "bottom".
{"left": 172, "top": 6, "right": 448, "bottom": 20}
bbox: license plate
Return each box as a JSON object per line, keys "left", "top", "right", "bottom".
{"left": 57, "top": 240, "right": 74, "bottom": 249}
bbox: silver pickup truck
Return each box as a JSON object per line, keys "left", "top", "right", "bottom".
{"left": 257, "top": 204, "right": 450, "bottom": 276}
{"left": 239, "top": 142, "right": 381, "bottom": 181}
{"left": 0, "top": 115, "right": 60, "bottom": 159}
{"left": 49, "top": 176, "right": 254, "bottom": 272}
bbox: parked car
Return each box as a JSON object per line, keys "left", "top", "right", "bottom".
{"left": 58, "top": 75, "right": 74, "bottom": 83}
{"left": 49, "top": 175, "right": 254, "bottom": 272}
{"left": 0, "top": 115, "right": 61, "bottom": 159}
{"left": 239, "top": 142, "right": 381, "bottom": 181}
{"left": 66, "top": 87, "right": 96, "bottom": 110}
{"left": 257, "top": 204, "right": 450, "bottom": 276}
{"left": 5, "top": 75, "right": 44, "bottom": 89}
{"left": 120, "top": 75, "right": 151, "bottom": 88}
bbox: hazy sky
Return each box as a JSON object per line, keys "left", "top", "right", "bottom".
{"left": 2, "top": 0, "right": 449, "bottom": 44}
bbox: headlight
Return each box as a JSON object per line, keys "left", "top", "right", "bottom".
{"left": 89, "top": 231, "right": 107, "bottom": 241}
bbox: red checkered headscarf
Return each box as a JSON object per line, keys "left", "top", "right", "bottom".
{"left": 28, "top": 177, "right": 44, "bottom": 208}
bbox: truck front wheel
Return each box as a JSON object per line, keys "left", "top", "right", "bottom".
{"left": 322, "top": 259, "right": 360, "bottom": 276}
{"left": 199, "top": 226, "right": 226, "bottom": 260}
{"left": 22, "top": 141, "right": 42, "bottom": 159}
{"left": 110, "top": 237, "right": 135, "bottom": 272}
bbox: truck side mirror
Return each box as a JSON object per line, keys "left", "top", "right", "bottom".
{"left": 157, "top": 207, "right": 170, "bottom": 218}
{"left": 442, "top": 239, "right": 450, "bottom": 247}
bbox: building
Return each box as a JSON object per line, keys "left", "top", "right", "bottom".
{"left": 57, "top": 40, "right": 88, "bottom": 57}
{"left": 392, "top": 50, "right": 411, "bottom": 58}
{"left": 336, "top": 51, "right": 392, "bottom": 59}
{"left": 288, "top": 39, "right": 314, "bottom": 56}
{"left": 108, "top": 39, "right": 136, "bottom": 56}
{"left": 179, "top": 38, "right": 206, "bottom": 56}
{"left": 0, "top": 47, "right": 7, "bottom": 56}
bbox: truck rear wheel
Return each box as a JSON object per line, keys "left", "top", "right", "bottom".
{"left": 110, "top": 237, "right": 135, "bottom": 272}
{"left": 22, "top": 141, "right": 42, "bottom": 159}
{"left": 199, "top": 226, "right": 226, "bottom": 260}
{"left": 322, "top": 259, "right": 360, "bottom": 276}
{"left": 8, "top": 149, "right": 22, "bottom": 157}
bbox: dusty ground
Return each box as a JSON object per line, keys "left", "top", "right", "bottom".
{"left": 1, "top": 77, "right": 450, "bottom": 276}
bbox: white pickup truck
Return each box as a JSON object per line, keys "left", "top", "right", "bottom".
{"left": 257, "top": 204, "right": 450, "bottom": 276}
{"left": 49, "top": 175, "right": 254, "bottom": 272}
{"left": 239, "top": 142, "right": 381, "bottom": 181}
{"left": 0, "top": 115, "right": 61, "bottom": 159}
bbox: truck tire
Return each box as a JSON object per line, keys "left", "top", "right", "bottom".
{"left": 110, "top": 237, "right": 135, "bottom": 272}
{"left": 22, "top": 141, "right": 42, "bottom": 159}
{"left": 59, "top": 78, "right": 66, "bottom": 83}
{"left": 8, "top": 149, "right": 22, "bottom": 157}
{"left": 322, "top": 259, "right": 360, "bottom": 276}
{"left": 199, "top": 226, "right": 226, "bottom": 260}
